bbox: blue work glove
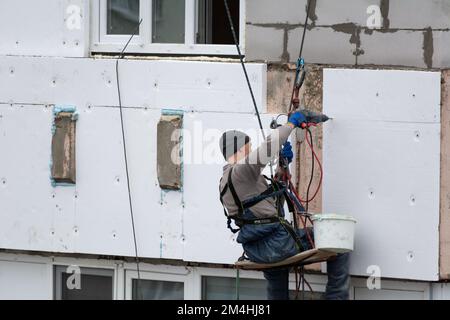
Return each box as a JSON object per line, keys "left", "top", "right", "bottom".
{"left": 288, "top": 111, "right": 307, "bottom": 128}
{"left": 281, "top": 141, "right": 294, "bottom": 163}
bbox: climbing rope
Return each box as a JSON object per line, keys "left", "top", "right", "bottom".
{"left": 223, "top": 0, "right": 275, "bottom": 179}
{"left": 224, "top": 0, "right": 321, "bottom": 300}
{"left": 115, "top": 18, "right": 143, "bottom": 300}
{"left": 223, "top": 0, "right": 265, "bottom": 138}
{"left": 288, "top": 0, "right": 313, "bottom": 113}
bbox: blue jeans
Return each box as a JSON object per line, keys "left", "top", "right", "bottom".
{"left": 236, "top": 211, "right": 350, "bottom": 300}
{"left": 264, "top": 252, "right": 350, "bottom": 300}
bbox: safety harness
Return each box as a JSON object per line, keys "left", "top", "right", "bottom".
{"left": 219, "top": 167, "right": 305, "bottom": 251}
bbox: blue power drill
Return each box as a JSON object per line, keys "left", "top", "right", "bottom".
{"left": 299, "top": 109, "right": 332, "bottom": 128}
{"left": 270, "top": 109, "right": 332, "bottom": 129}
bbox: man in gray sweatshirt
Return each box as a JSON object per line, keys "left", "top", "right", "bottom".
{"left": 219, "top": 111, "right": 350, "bottom": 300}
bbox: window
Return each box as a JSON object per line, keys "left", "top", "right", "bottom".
{"left": 152, "top": 0, "right": 185, "bottom": 43}
{"left": 133, "top": 279, "right": 184, "bottom": 300}
{"left": 54, "top": 266, "right": 114, "bottom": 300}
{"left": 196, "top": 0, "right": 239, "bottom": 45}
{"left": 107, "top": 0, "right": 140, "bottom": 35}
{"left": 125, "top": 269, "right": 189, "bottom": 300}
{"left": 201, "top": 276, "right": 266, "bottom": 300}
{"left": 92, "top": 0, "right": 245, "bottom": 55}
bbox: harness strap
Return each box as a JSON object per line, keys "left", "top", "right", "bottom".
{"left": 279, "top": 218, "right": 305, "bottom": 252}
{"left": 233, "top": 216, "right": 280, "bottom": 226}
{"left": 227, "top": 167, "right": 244, "bottom": 216}
{"left": 219, "top": 182, "right": 240, "bottom": 233}
{"left": 219, "top": 167, "right": 306, "bottom": 252}
{"left": 241, "top": 187, "right": 286, "bottom": 209}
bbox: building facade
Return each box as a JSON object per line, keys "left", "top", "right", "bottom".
{"left": 0, "top": 0, "right": 450, "bottom": 299}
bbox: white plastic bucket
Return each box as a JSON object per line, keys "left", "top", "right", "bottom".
{"left": 311, "top": 214, "right": 356, "bottom": 253}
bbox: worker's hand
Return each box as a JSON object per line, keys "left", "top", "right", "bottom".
{"left": 281, "top": 141, "right": 294, "bottom": 163}
{"left": 287, "top": 111, "right": 307, "bottom": 128}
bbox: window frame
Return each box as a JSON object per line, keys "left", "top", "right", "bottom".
{"left": 53, "top": 265, "right": 115, "bottom": 300}
{"left": 91, "top": 0, "right": 246, "bottom": 56}
{"left": 193, "top": 267, "right": 327, "bottom": 300}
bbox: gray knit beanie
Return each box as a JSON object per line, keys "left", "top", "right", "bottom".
{"left": 219, "top": 130, "right": 250, "bottom": 160}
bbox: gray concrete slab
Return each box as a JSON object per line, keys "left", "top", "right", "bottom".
{"left": 245, "top": 24, "right": 285, "bottom": 62}
{"left": 246, "top": 0, "right": 308, "bottom": 24}
{"left": 314, "top": 0, "right": 377, "bottom": 27}
{"left": 433, "top": 31, "right": 450, "bottom": 69}
{"left": 287, "top": 27, "right": 356, "bottom": 65}
{"left": 388, "top": 0, "right": 450, "bottom": 29}
{"left": 358, "top": 30, "right": 426, "bottom": 68}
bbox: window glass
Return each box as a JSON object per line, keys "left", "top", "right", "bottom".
{"left": 107, "top": 0, "right": 140, "bottom": 35}
{"left": 152, "top": 0, "right": 185, "bottom": 43}
{"left": 133, "top": 279, "right": 184, "bottom": 300}
{"left": 202, "top": 276, "right": 266, "bottom": 300}
{"left": 54, "top": 266, "right": 113, "bottom": 300}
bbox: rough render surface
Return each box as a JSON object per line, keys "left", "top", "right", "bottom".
{"left": 51, "top": 112, "right": 76, "bottom": 183}
{"left": 246, "top": 0, "right": 450, "bottom": 69}
{"left": 267, "top": 64, "right": 324, "bottom": 271}
{"left": 157, "top": 115, "right": 182, "bottom": 190}
{"left": 267, "top": 64, "right": 324, "bottom": 215}
{"left": 441, "top": 70, "right": 450, "bottom": 279}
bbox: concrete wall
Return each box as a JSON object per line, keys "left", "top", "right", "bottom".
{"left": 246, "top": 0, "right": 450, "bottom": 69}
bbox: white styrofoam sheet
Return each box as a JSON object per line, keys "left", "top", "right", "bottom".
{"left": 323, "top": 68, "right": 440, "bottom": 281}
{"left": 0, "top": 0, "right": 89, "bottom": 57}
{"left": 0, "top": 102, "right": 275, "bottom": 263}
{"left": 0, "top": 55, "right": 267, "bottom": 263}
{"left": 0, "top": 56, "right": 267, "bottom": 114}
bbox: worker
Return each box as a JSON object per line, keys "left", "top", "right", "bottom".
{"left": 219, "top": 110, "right": 350, "bottom": 300}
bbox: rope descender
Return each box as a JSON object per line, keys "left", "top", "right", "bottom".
{"left": 292, "top": 58, "right": 307, "bottom": 110}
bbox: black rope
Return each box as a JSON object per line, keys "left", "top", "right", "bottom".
{"left": 115, "top": 19, "right": 143, "bottom": 299}
{"left": 223, "top": 0, "right": 275, "bottom": 179}
{"left": 288, "top": 0, "right": 312, "bottom": 113}
{"left": 223, "top": 0, "right": 265, "bottom": 139}
{"left": 305, "top": 128, "right": 314, "bottom": 212}
{"left": 299, "top": 0, "right": 312, "bottom": 59}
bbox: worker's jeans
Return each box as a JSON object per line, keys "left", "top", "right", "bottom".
{"left": 264, "top": 252, "right": 350, "bottom": 300}
{"left": 236, "top": 211, "right": 350, "bottom": 300}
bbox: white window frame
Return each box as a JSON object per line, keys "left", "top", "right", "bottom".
{"left": 53, "top": 265, "right": 115, "bottom": 300}
{"left": 351, "top": 277, "right": 431, "bottom": 300}
{"left": 192, "top": 267, "right": 266, "bottom": 300}
{"left": 193, "top": 267, "right": 328, "bottom": 300}
{"left": 91, "top": 0, "right": 246, "bottom": 56}
{"left": 50, "top": 257, "right": 123, "bottom": 300}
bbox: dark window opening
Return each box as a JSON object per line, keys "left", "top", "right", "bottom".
{"left": 196, "top": 0, "right": 240, "bottom": 45}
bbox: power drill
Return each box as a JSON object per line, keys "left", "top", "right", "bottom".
{"left": 270, "top": 109, "right": 332, "bottom": 129}
{"left": 299, "top": 109, "right": 332, "bottom": 128}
